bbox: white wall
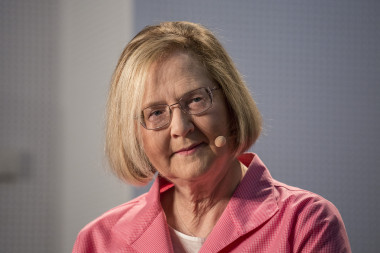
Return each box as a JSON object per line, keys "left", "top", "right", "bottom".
{"left": 0, "top": 1, "right": 60, "bottom": 252}
{"left": 58, "top": 1, "right": 134, "bottom": 252}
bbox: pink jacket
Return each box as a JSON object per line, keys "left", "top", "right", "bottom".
{"left": 73, "top": 153, "right": 351, "bottom": 252}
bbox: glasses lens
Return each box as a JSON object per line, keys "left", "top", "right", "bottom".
{"left": 180, "top": 88, "right": 212, "bottom": 114}
{"left": 142, "top": 105, "right": 170, "bottom": 129}
{"left": 141, "top": 87, "right": 214, "bottom": 130}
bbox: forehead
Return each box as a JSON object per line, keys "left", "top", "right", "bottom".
{"left": 143, "top": 51, "right": 213, "bottom": 105}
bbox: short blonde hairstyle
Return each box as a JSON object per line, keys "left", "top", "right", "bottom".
{"left": 106, "top": 21, "right": 262, "bottom": 185}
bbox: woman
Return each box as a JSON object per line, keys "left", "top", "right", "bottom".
{"left": 73, "top": 21, "right": 351, "bottom": 252}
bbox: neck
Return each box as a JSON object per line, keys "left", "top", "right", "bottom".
{"left": 162, "top": 159, "right": 248, "bottom": 237}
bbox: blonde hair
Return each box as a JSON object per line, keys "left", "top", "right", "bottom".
{"left": 106, "top": 21, "right": 262, "bottom": 185}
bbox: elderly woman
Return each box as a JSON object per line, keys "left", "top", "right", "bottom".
{"left": 73, "top": 21, "right": 351, "bottom": 252}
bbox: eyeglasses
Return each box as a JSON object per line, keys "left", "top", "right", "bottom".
{"left": 140, "top": 87, "right": 220, "bottom": 130}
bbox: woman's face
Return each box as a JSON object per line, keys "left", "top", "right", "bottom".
{"left": 140, "top": 51, "right": 233, "bottom": 181}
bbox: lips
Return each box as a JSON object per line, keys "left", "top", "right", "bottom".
{"left": 173, "top": 143, "right": 203, "bottom": 156}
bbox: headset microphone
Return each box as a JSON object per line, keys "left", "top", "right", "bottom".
{"left": 214, "top": 136, "right": 227, "bottom": 148}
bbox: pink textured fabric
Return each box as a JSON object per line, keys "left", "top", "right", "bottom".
{"left": 73, "top": 153, "right": 351, "bottom": 252}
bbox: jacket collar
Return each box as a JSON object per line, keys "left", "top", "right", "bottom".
{"left": 201, "top": 153, "right": 279, "bottom": 251}
{"left": 111, "top": 175, "right": 174, "bottom": 252}
{"left": 112, "top": 153, "right": 278, "bottom": 252}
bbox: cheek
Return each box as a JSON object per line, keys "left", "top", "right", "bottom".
{"left": 141, "top": 131, "right": 169, "bottom": 165}
{"left": 141, "top": 132, "right": 156, "bottom": 156}
{"left": 211, "top": 104, "right": 231, "bottom": 134}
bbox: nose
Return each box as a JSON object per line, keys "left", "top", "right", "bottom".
{"left": 169, "top": 105, "right": 194, "bottom": 137}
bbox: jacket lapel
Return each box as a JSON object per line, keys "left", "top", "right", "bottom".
{"left": 111, "top": 176, "right": 174, "bottom": 252}
{"left": 130, "top": 210, "right": 173, "bottom": 253}
{"left": 201, "top": 153, "right": 279, "bottom": 252}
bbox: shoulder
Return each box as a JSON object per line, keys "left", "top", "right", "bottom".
{"left": 272, "top": 180, "right": 351, "bottom": 252}
{"left": 273, "top": 179, "right": 336, "bottom": 210}
{"left": 83, "top": 192, "right": 149, "bottom": 233}
{"left": 272, "top": 179, "right": 343, "bottom": 230}
{"left": 273, "top": 180, "right": 340, "bottom": 217}
{"left": 72, "top": 193, "right": 149, "bottom": 253}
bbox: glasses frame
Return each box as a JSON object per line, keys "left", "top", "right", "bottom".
{"left": 139, "top": 86, "right": 220, "bottom": 130}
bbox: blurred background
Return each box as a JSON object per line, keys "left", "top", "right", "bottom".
{"left": 0, "top": 0, "right": 379, "bottom": 252}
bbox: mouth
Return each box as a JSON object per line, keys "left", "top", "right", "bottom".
{"left": 172, "top": 143, "right": 204, "bottom": 156}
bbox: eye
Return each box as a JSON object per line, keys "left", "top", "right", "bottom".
{"left": 148, "top": 109, "right": 165, "bottom": 120}
{"left": 186, "top": 93, "right": 207, "bottom": 109}
{"left": 190, "top": 96, "right": 204, "bottom": 103}
{"left": 143, "top": 105, "right": 168, "bottom": 123}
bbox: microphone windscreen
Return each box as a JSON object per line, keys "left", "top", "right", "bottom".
{"left": 215, "top": 136, "right": 226, "bottom": 147}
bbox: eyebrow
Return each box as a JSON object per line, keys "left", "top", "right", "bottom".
{"left": 141, "top": 86, "right": 203, "bottom": 109}
{"left": 142, "top": 99, "right": 169, "bottom": 110}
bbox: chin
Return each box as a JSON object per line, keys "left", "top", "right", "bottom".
{"left": 172, "top": 159, "right": 214, "bottom": 180}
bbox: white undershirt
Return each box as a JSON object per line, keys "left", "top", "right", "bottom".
{"left": 169, "top": 226, "right": 206, "bottom": 253}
